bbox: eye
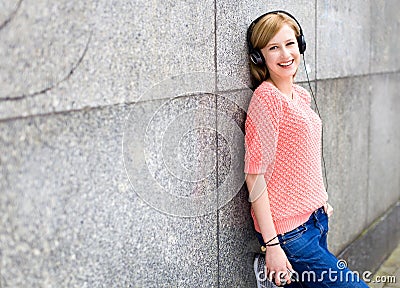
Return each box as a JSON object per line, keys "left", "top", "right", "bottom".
{"left": 269, "top": 45, "right": 278, "bottom": 51}
{"left": 287, "top": 41, "right": 296, "bottom": 46}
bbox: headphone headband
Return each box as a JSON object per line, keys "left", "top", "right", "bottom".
{"left": 247, "top": 10, "right": 306, "bottom": 66}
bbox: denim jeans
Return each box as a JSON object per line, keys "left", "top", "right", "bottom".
{"left": 256, "top": 207, "right": 369, "bottom": 287}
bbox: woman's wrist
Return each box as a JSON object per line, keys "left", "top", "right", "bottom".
{"left": 262, "top": 243, "right": 280, "bottom": 252}
{"left": 266, "top": 244, "right": 281, "bottom": 250}
{"left": 260, "top": 235, "right": 281, "bottom": 252}
{"left": 265, "top": 235, "right": 278, "bottom": 245}
{"left": 262, "top": 243, "right": 282, "bottom": 253}
{"left": 266, "top": 241, "right": 280, "bottom": 247}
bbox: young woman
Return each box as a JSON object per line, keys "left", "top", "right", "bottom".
{"left": 244, "top": 11, "right": 368, "bottom": 287}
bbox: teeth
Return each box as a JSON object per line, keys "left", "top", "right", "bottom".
{"left": 279, "top": 60, "right": 293, "bottom": 67}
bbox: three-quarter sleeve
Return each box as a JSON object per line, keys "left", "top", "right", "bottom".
{"left": 244, "top": 87, "right": 282, "bottom": 181}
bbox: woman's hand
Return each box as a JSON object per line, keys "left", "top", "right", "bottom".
{"left": 265, "top": 245, "right": 293, "bottom": 286}
{"left": 246, "top": 174, "right": 293, "bottom": 285}
{"left": 324, "top": 202, "right": 334, "bottom": 217}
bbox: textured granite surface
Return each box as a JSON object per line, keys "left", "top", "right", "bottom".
{"left": 0, "top": 0, "right": 215, "bottom": 120}
{"left": 317, "top": 0, "right": 371, "bottom": 79}
{"left": 367, "top": 73, "right": 400, "bottom": 224}
{"left": 338, "top": 202, "right": 400, "bottom": 275}
{"left": 0, "top": 104, "right": 218, "bottom": 287}
{"left": 317, "top": 76, "right": 371, "bottom": 254}
{"left": 370, "top": 0, "right": 400, "bottom": 74}
{"left": 0, "top": 0, "right": 91, "bottom": 100}
{"left": 1, "top": 0, "right": 399, "bottom": 287}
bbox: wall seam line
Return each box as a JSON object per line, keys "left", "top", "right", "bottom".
{"left": 213, "top": 0, "right": 220, "bottom": 286}
{"left": 365, "top": 0, "right": 373, "bottom": 229}
{"left": 315, "top": 0, "right": 318, "bottom": 84}
{"left": 1, "top": 70, "right": 399, "bottom": 124}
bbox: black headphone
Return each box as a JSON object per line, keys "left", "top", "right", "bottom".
{"left": 247, "top": 10, "right": 307, "bottom": 66}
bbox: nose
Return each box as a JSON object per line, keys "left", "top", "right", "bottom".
{"left": 281, "top": 46, "right": 291, "bottom": 58}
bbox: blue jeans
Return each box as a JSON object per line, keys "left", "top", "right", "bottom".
{"left": 256, "top": 207, "right": 369, "bottom": 287}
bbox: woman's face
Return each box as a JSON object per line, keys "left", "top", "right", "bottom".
{"left": 261, "top": 24, "right": 300, "bottom": 81}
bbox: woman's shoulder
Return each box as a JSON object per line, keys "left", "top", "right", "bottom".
{"left": 253, "top": 81, "right": 282, "bottom": 103}
{"left": 248, "top": 82, "right": 283, "bottom": 116}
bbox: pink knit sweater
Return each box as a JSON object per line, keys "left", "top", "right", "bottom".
{"left": 244, "top": 81, "right": 328, "bottom": 235}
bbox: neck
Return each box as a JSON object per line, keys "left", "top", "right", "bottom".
{"left": 268, "top": 77, "right": 294, "bottom": 99}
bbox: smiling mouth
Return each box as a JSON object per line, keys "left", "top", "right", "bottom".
{"left": 278, "top": 59, "right": 294, "bottom": 67}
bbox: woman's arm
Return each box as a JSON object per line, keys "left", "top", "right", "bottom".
{"left": 246, "top": 173, "right": 276, "bottom": 241}
{"left": 246, "top": 173, "right": 293, "bottom": 286}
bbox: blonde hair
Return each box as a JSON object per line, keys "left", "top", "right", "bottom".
{"left": 249, "top": 12, "right": 301, "bottom": 87}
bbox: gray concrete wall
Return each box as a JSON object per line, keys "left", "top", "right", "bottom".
{"left": 0, "top": 0, "right": 399, "bottom": 287}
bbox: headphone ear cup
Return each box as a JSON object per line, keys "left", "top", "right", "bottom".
{"left": 297, "top": 35, "right": 306, "bottom": 54}
{"left": 250, "top": 49, "right": 266, "bottom": 66}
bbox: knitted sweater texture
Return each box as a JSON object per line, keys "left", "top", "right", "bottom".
{"left": 244, "top": 81, "right": 328, "bottom": 235}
